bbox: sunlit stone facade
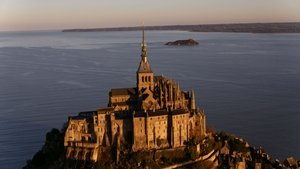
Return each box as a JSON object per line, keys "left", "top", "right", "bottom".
{"left": 64, "top": 30, "right": 206, "bottom": 161}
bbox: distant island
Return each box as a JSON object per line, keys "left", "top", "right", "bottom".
{"left": 62, "top": 22, "right": 300, "bottom": 33}
{"left": 165, "top": 39, "right": 199, "bottom": 46}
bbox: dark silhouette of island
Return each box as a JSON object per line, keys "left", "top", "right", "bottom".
{"left": 62, "top": 22, "right": 300, "bottom": 33}
{"left": 165, "top": 39, "right": 199, "bottom": 46}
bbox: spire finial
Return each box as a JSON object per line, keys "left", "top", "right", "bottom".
{"left": 141, "top": 22, "right": 147, "bottom": 62}
{"left": 142, "top": 22, "right": 145, "bottom": 44}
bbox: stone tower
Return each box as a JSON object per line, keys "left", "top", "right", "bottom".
{"left": 136, "top": 28, "right": 154, "bottom": 92}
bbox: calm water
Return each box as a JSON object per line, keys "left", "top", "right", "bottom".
{"left": 0, "top": 31, "right": 300, "bottom": 169}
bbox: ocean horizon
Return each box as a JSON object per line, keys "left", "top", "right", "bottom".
{"left": 0, "top": 30, "right": 299, "bottom": 169}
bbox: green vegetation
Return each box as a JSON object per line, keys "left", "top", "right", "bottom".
{"left": 157, "top": 148, "right": 187, "bottom": 166}
{"left": 184, "top": 137, "right": 198, "bottom": 160}
{"left": 217, "top": 131, "right": 249, "bottom": 153}
{"left": 228, "top": 138, "right": 249, "bottom": 153}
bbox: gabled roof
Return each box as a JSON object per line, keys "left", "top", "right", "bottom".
{"left": 110, "top": 87, "right": 136, "bottom": 96}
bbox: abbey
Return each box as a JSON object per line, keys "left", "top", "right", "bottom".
{"left": 64, "top": 30, "right": 206, "bottom": 161}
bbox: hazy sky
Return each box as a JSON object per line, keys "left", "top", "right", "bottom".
{"left": 1, "top": 0, "right": 300, "bottom": 31}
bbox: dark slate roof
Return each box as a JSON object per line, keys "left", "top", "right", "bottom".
{"left": 97, "top": 107, "right": 114, "bottom": 114}
{"left": 148, "top": 110, "right": 168, "bottom": 116}
{"left": 134, "top": 110, "right": 168, "bottom": 117}
{"left": 110, "top": 87, "right": 136, "bottom": 96}
{"left": 114, "top": 111, "right": 132, "bottom": 119}
{"left": 137, "top": 61, "right": 152, "bottom": 73}
{"left": 172, "top": 109, "right": 189, "bottom": 115}
{"left": 69, "top": 116, "right": 86, "bottom": 120}
{"left": 78, "top": 111, "right": 97, "bottom": 117}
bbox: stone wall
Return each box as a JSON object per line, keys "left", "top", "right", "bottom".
{"left": 172, "top": 113, "right": 189, "bottom": 147}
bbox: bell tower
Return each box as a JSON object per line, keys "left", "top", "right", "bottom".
{"left": 137, "top": 28, "right": 154, "bottom": 92}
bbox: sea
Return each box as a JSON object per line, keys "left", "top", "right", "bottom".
{"left": 0, "top": 30, "right": 299, "bottom": 169}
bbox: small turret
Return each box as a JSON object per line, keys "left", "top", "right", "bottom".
{"left": 191, "top": 90, "right": 196, "bottom": 110}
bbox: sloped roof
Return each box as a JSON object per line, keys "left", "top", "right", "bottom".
{"left": 172, "top": 109, "right": 189, "bottom": 115}
{"left": 137, "top": 61, "right": 152, "bottom": 73}
{"left": 110, "top": 87, "right": 136, "bottom": 96}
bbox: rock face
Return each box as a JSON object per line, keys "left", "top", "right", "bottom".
{"left": 165, "top": 39, "right": 199, "bottom": 46}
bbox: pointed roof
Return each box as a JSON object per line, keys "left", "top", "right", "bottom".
{"left": 137, "top": 61, "right": 152, "bottom": 73}
{"left": 137, "top": 27, "right": 152, "bottom": 73}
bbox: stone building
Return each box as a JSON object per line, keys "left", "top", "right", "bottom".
{"left": 64, "top": 30, "right": 206, "bottom": 161}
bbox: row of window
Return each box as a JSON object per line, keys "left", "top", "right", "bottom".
{"left": 174, "top": 114, "right": 188, "bottom": 119}
{"left": 97, "top": 127, "right": 104, "bottom": 132}
{"left": 140, "top": 129, "right": 167, "bottom": 134}
{"left": 141, "top": 76, "right": 151, "bottom": 82}
{"left": 139, "top": 117, "right": 167, "bottom": 121}
{"left": 113, "top": 98, "right": 127, "bottom": 102}
{"left": 96, "top": 120, "right": 106, "bottom": 124}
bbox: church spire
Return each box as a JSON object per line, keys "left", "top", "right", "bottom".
{"left": 137, "top": 25, "right": 152, "bottom": 73}
{"left": 141, "top": 25, "right": 148, "bottom": 62}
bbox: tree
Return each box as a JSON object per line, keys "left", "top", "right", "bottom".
{"left": 184, "top": 137, "right": 198, "bottom": 160}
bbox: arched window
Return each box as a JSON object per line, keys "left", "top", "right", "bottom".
{"left": 142, "top": 76, "right": 144, "bottom": 82}
{"left": 148, "top": 76, "right": 151, "bottom": 82}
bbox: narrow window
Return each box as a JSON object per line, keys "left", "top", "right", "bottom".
{"left": 142, "top": 76, "right": 144, "bottom": 82}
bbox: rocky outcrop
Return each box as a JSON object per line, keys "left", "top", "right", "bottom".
{"left": 165, "top": 39, "right": 199, "bottom": 46}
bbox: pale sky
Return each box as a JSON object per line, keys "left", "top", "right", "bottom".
{"left": 0, "top": 0, "right": 300, "bottom": 31}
